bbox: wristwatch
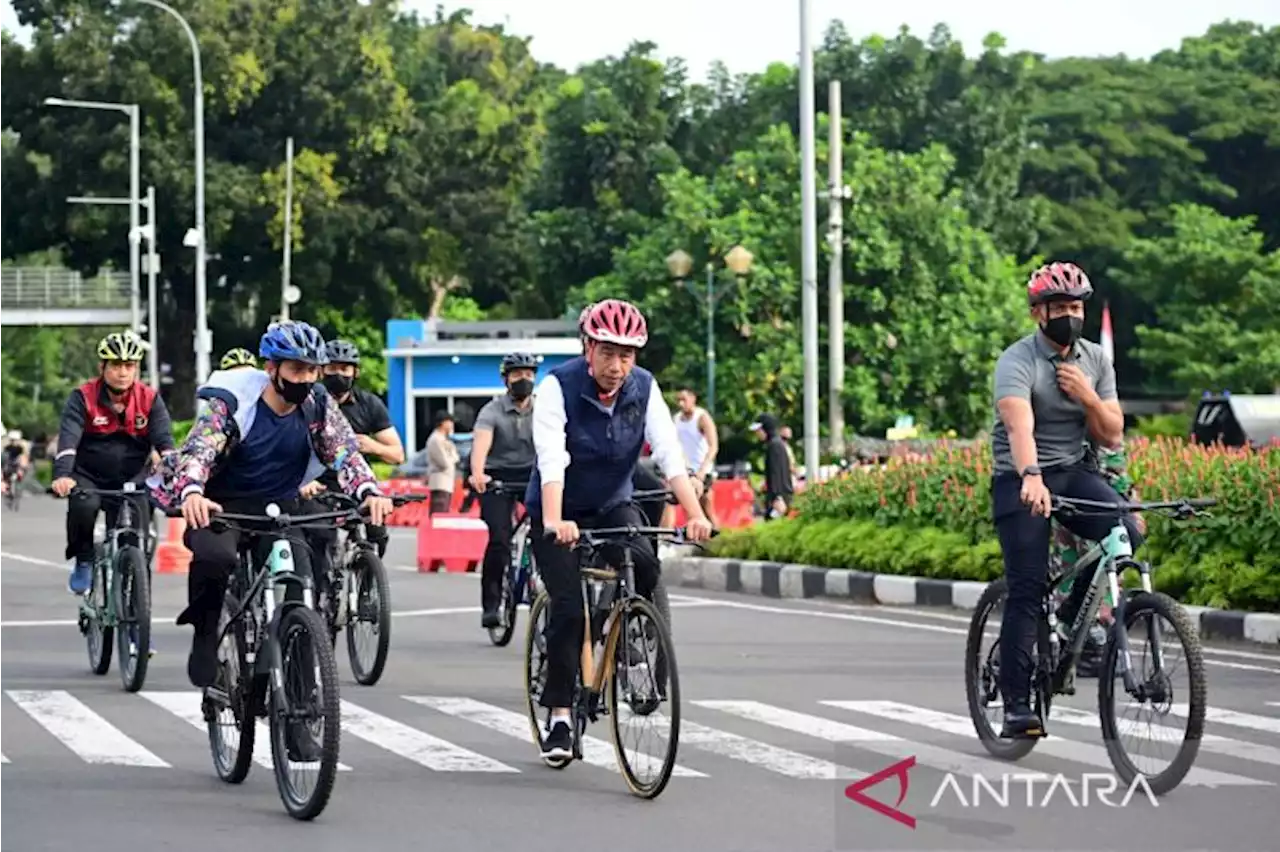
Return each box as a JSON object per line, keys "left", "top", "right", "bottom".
{"left": 1021, "top": 465, "right": 1042, "bottom": 478}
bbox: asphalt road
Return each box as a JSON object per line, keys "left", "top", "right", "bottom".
{"left": 3, "top": 495, "right": 1278, "bottom": 852}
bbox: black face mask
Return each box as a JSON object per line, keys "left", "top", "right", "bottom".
{"left": 274, "top": 374, "right": 313, "bottom": 406}
{"left": 323, "top": 374, "right": 354, "bottom": 396}
{"left": 1042, "top": 315, "right": 1084, "bottom": 348}
{"left": 509, "top": 378, "right": 534, "bottom": 400}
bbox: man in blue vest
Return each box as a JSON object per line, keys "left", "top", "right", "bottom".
{"left": 527, "top": 298, "right": 713, "bottom": 763}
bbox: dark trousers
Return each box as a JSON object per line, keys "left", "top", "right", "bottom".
{"left": 993, "top": 466, "right": 1144, "bottom": 706}
{"left": 479, "top": 489, "right": 519, "bottom": 612}
{"left": 64, "top": 473, "right": 148, "bottom": 562}
{"left": 532, "top": 502, "right": 660, "bottom": 709}
{"left": 179, "top": 497, "right": 317, "bottom": 637}
{"left": 429, "top": 490, "right": 452, "bottom": 514}
{"left": 302, "top": 498, "right": 388, "bottom": 593}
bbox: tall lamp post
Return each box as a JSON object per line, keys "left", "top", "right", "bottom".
{"left": 665, "top": 244, "right": 755, "bottom": 418}
{"left": 134, "top": 0, "right": 209, "bottom": 383}
{"left": 42, "top": 97, "right": 141, "bottom": 335}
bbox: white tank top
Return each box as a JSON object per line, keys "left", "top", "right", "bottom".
{"left": 674, "top": 407, "right": 710, "bottom": 471}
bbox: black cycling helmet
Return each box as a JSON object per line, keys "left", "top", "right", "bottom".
{"left": 500, "top": 352, "right": 538, "bottom": 376}
{"left": 325, "top": 339, "right": 361, "bottom": 366}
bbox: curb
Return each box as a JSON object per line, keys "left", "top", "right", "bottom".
{"left": 662, "top": 555, "right": 1280, "bottom": 648}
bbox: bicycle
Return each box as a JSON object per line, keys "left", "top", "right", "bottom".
{"left": 523, "top": 524, "right": 706, "bottom": 799}
{"left": 4, "top": 467, "right": 23, "bottom": 511}
{"left": 182, "top": 501, "right": 364, "bottom": 821}
{"left": 49, "top": 484, "right": 153, "bottom": 692}
{"left": 314, "top": 491, "right": 424, "bottom": 684}
{"left": 479, "top": 479, "right": 536, "bottom": 647}
{"left": 965, "top": 494, "right": 1215, "bottom": 796}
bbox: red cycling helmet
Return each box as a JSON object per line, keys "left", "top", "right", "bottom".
{"left": 582, "top": 299, "right": 648, "bottom": 348}
{"left": 1027, "top": 262, "right": 1094, "bottom": 306}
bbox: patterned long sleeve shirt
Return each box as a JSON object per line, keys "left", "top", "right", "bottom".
{"left": 149, "top": 394, "right": 379, "bottom": 509}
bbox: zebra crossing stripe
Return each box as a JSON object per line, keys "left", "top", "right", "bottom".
{"left": 6, "top": 690, "right": 168, "bottom": 768}
{"left": 1, "top": 752, "right": 9, "bottom": 763}
{"left": 137, "top": 691, "right": 353, "bottom": 772}
{"left": 1177, "top": 705, "right": 1280, "bottom": 737}
{"left": 824, "top": 700, "right": 1268, "bottom": 788}
{"left": 340, "top": 700, "right": 519, "bottom": 773}
{"left": 404, "top": 696, "right": 706, "bottom": 777}
{"left": 1046, "top": 704, "right": 1280, "bottom": 769}
{"left": 696, "top": 699, "right": 1053, "bottom": 781}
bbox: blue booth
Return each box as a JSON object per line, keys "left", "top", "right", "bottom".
{"left": 383, "top": 318, "right": 580, "bottom": 454}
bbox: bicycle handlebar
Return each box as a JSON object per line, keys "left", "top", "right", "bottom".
{"left": 631, "top": 488, "right": 677, "bottom": 504}
{"left": 47, "top": 485, "right": 148, "bottom": 500}
{"left": 542, "top": 524, "right": 719, "bottom": 548}
{"left": 315, "top": 491, "right": 425, "bottom": 511}
{"left": 1052, "top": 495, "right": 1217, "bottom": 517}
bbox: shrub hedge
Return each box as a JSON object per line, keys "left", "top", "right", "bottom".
{"left": 708, "top": 437, "right": 1280, "bottom": 611}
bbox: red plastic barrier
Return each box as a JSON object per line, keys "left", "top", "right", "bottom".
{"left": 670, "top": 478, "right": 756, "bottom": 529}
{"left": 416, "top": 512, "right": 489, "bottom": 573}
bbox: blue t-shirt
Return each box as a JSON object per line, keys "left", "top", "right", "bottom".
{"left": 208, "top": 398, "right": 311, "bottom": 502}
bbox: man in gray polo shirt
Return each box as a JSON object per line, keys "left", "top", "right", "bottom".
{"left": 989, "top": 262, "right": 1135, "bottom": 740}
{"left": 469, "top": 352, "right": 539, "bottom": 628}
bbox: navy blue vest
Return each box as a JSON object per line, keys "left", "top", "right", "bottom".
{"left": 526, "top": 357, "right": 653, "bottom": 521}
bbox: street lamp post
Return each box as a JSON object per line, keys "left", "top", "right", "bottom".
{"left": 135, "top": 0, "right": 208, "bottom": 383}
{"left": 798, "top": 0, "right": 822, "bottom": 483}
{"left": 665, "top": 245, "right": 755, "bottom": 418}
{"left": 42, "top": 97, "right": 141, "bottom": 334}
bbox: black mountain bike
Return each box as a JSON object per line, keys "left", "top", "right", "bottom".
{"left": 315, "top": 491, "right": 424, "bottom": 684}
{"left": 478, "top": 479, "right": 534, "bottom": 647}
{"left": 965, "top": 494, "right": 1215, "bottom": 796}
{"left": 51, "top": 484, "right": 153, "bottom": 692}
{"left": 182, "top": 501, "right": 366, "bottom": 821}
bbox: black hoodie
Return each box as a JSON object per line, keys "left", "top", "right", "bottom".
{"left": 756, "top": 414, "right": 793, "bottom": 498}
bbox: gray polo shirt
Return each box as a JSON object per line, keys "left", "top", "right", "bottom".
{"left": 473, "top": 393, "right": 535, "bottom": 472}
{"left": 990, "top": 332, "right": 1118, "bottom": 474}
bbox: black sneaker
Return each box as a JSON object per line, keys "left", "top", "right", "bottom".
{"left": 286, "top": 721, "right": 323, "bottom": 763}
{"left": 541, "top": 719, "right": 573, "bottom": 763}
{"left": 187, "top": 629, "right": 218, "bottom": 688}
{"left": 481, "top": 609, "right": 500, "bottom": 629}
{"left": 1000, "top": 705, "right": 1044, "bottom": 739}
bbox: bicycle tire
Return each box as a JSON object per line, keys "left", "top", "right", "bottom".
{"left": 488, "top": 570, "right": 518, "bottom": 647}
{"left": 1098, "top": 591, "right": 1206, "bottom": 796}
{"left": 86, "top": 553, "right": 114, "bottom": 676}
{"left": 269, "top": 605, "right": 341, "bottom": 821}
{"left": 964, "top": 578, "right": 1038, "bottom": 761}
{"left": 346, "top": 551, "right": 392, "bottom": 685}
{"left": 114, "top": 545, "right": 151, "bottom": 692}
{"left": 208, "top": 597, "right": 256, "bottom": 784}
{"left": 607, "top": 595, "right": 680, "bottom": 799}
{"left": 522, "top": 592, "right": 570, "bottom": 769}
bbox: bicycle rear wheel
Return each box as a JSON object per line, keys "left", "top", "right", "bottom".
{"left": 1098, "top": 591, "right": 1205, "bottom": 796}
{"left": 345, "top": 551, "right": 392, "bottom": 685}
{"left": 270, "top": 605, "right": 341, "bottom": 821}
{"left": 114, "top": 545, "right": 151, "bottom": 692}
{"left": 522, "top": 592, "right": 571, "bottom": 768}
{"left": 85, "top": 552, "right": 114, "bottom": 676}
{"left": 964, "top": 578, "right": 1038, "bottom": 760}
{"left": 207, "top": 597, "right": 256, "bottom": 784}
{"left": 607, "top": 596, "right": 680, "bottom": 799}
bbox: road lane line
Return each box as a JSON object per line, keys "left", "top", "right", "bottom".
{"left": 138, "top": 690, "right": 351, "bottom": 771}
{"left": 826, "top": 700, "right": 1268, "bottom": 788}
{"left": 405, "top": 696, "right": 705, "bottom": 777}
{"left": 6, "top": 690, "right": 169, "bottom": 767}
{"left": 341, "top": 699, "right": 519, "bottom": 773}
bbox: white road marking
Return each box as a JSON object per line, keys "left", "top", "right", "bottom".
{"left": 6, "top": 690, "right": 169, "bottom": 767}
{"left": 340, "top": 699, "right": 519, "bottom": 773}
{"left": 0, "top": 551, "right": 64, "bottom": 568}
{"left": 138, "top": 690, "right": 351, "bottom": 771}
{"left": 644, "top": 710, "right": 853, "bottom": 779}
{"left": 1046, "top": 704, "right": 1280, "bottom": 768}
{"left": 826, "top": 700, "right": 1268, "bottom": 788}
{"left": 696, "top": 699, "right": 1048, "bottom": 781}
{"left": 1174, "top": 705, "right": 1280, "bottom": 736}
{"left": 689, "top": 598, "right": 967, "bottom": 636}
{"left": 405, "top": 695, "right": 705, "bottom": 777}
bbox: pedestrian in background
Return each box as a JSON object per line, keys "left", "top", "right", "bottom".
{"left": 750, "top": 414, "right": 793, "bottom": 520}
{"left": 426, "top": 410, "right": 458, "bottom": 514}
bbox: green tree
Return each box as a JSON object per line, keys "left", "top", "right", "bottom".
{"left": 1121, "top": 204, "right": 1280, "bottom": 394}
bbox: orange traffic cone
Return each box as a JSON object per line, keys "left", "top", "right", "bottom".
{"left": 155, "top": 516, "right": 191, "bottom": 574}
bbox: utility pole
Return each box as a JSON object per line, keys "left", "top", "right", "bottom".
{"left": 281, "top": 136, "right": 295, "bottom": 320}
{"left": 145, "top": 185, "right": 160, "bottom": 391}
{"left": 827, "top": 80, "right": 846, "bottom": 457}
{"left": 798, "top": 0, "right": 821, "bottom": 483}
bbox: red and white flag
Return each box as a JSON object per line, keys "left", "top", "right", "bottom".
{"left": 1100, "top": 300, "right": 1115, "bottom": 364}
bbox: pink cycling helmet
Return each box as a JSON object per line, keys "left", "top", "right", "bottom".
{"left": 1027, "top": 262, "right": 1094, "bottom": 306}
{"left": 581, "top": 299, "right": 648, "bottom": 348}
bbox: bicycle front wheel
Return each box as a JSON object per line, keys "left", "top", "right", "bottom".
{"left": 269, "top": 606, "right": 341, "bottom": 821}
{"left": 607, "top": 595, "right": 680, "bottom": 799}
{"left": 1098, "top": 591, "right": 1206, "bottom": 796}
{"left": 345, "top": 551, "right": 392, "bottom": 685}
{"left": 114, "top": 545, "right": 151, "bottom": 692}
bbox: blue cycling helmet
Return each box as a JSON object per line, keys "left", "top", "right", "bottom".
{"left": 258, "top": 320, "right": 329, "bottom": 365}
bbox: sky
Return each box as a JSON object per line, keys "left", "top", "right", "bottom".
{"left": 4, "top": 0, "right": 1278, "bottom": 78}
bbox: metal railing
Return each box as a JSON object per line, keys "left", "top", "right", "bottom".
{"left": 0, "top": 267, "right": 130, "bottom": 308}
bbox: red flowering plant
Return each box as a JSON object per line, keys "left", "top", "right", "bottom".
{"left": 784, "top": 437, "right": 1280, "bottom": 610}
